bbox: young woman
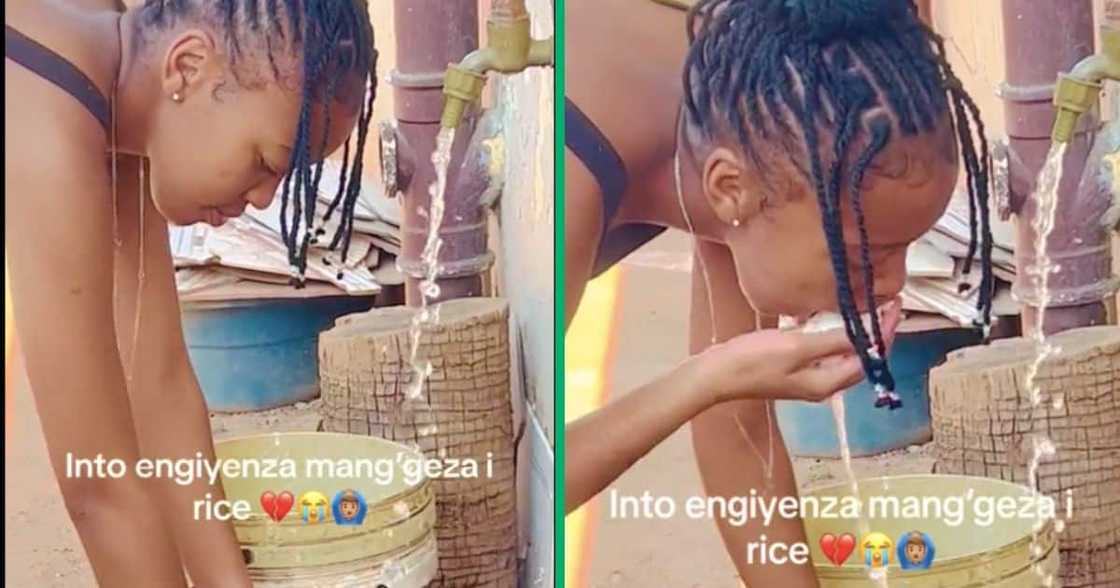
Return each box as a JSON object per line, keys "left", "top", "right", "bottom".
{"left": 565, "top": 0, "right": 992, "bottom": 584}
{"left": 6, "top": 0, "right": 377, "bottom": 584}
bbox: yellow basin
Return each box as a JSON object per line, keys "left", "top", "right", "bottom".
{"left": 214, "top": 432, "right": 438, "bottom": 587}
{"left": 804, "top": 475, "right": 1060, "bottom": 587}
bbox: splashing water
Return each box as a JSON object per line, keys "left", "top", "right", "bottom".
{"left": 404, "top": 128, "right": 456, "bottom": 409}
{"left": 830, "top": 396, "right": 891, "bottom": 587}
{"left": 1023, "top": 142, "right": 1068, "bottom": 586}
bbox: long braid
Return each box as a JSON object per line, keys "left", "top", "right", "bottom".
{"left": 850, "top": 119, "right": 893, "bottom": 357}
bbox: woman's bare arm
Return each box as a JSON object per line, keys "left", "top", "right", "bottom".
{"left": 565, "top": 353, "right": 713, "bottom": 512}
{"left": 111, "top": 155, "right": 251, "bottom": 587}
{"left": 5, "top": 99, "right": 186, "bottom": 585}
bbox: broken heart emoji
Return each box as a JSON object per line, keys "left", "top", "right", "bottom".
{"left": 260, "top": 490, "right": 295, "bottom": 522}
{"left": 819, "top": 532, "right": 856, "bottom": 566}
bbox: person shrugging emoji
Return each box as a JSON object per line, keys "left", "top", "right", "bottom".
{"left": 298, "top": 491, "right": 330, "bottom": 524}
{"left": 861, "top": 532, "right": 894, "bottom": 570}
{"left": 897, "top": 531, "right": 935, "bottom": 570}
{"left": 332, "top": 489, "right": 368, "bottom": 526}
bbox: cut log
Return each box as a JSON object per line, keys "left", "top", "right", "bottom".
{"left": 930, "top": 326, "right": 1120, "bottom": 587}
{"left": 319, "top": 298, "right": 516, "bottom": 587}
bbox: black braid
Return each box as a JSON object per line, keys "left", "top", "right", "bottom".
{"left": 851, "top": 119, "right": 893, "bottom": 358}
{"left": 683, "top": 0, "right": 994, "bottom": 395}
{"left": 140, "top": 0, "right": 379, "bottom": 287}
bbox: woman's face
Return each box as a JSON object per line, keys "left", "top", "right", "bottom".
{"left": 709, "top": 118, "right": 959, "bottom": 318}
{"left": 142, "top": 33, "right": 363, "bottom": 226}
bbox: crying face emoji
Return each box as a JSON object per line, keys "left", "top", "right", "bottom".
{"left": 862, "top": 532, "right": 894, "bottom": 569}
{"left": 298, "top": 491, "right": 330, "bottom": 524}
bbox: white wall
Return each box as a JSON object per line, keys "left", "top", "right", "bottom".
{"left": 490, "top": 0, "right": 556, "bottom": 585}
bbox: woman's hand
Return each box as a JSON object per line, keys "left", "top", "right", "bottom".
{"left": 690, "top": 303, "right": 903, "bottom": 405}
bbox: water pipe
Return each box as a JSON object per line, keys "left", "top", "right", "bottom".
{"left": 1001, "top": 0, "right": 1118, "bottom": 334}
{"left": 384, "top": 0, "right": 494, "bottom": 305}
{"left": 440, "top": 0, "right": 555, "bottom": 130}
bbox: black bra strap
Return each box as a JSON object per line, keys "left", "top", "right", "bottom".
{"left": 6, "top": 25, "right": 111, "bottom": 134}
{"left": 565, "top": 98, "right": 629, "bottom": 231}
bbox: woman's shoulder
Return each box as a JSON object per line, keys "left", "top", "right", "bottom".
{"left": 6, "top": 1, "right": 122, "bottom": 106}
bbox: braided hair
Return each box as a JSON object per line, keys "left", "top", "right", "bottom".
{"left": 139, "top": 0, "right": 378, "bottom": 285}
{"left": 683, "top": 0, "right": 993, "bottom": 396}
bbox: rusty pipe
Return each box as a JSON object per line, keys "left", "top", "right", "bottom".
{"left": 387, "top": 0, "right": 493, "bottom": 305}
{"left": 1001, "top": 0, "right": 1115, "bottom": 333}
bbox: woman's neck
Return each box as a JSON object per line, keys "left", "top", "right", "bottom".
{"left": 108, "top": 9, "right": 154, "bottom": 155}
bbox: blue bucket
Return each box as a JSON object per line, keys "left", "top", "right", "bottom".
{"left": 775, "top": 328, "right": 981, "bottom": 457}
{"left": 181, "top": 296, "right": 375, "bottom": 412}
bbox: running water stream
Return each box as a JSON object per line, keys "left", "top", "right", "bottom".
{"left": 828, "top": 397, "right": 882, "bottom": 583}
{"left": 401, "top": 128, "right": 457, "bottom": 434}
{"left": 824, "top": 335, "right": 891, "bottom": 587}
{"left": 1023, "top": 142, "right": 1068, "bottom": 586}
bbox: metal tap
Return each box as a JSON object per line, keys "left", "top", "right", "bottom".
{"left": 440, "top": 0, "right": 555, "bottom": 129}
{"left": 1051, "top": 26, "right": 1120, "bottom": 142}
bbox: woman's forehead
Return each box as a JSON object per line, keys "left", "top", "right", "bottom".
{"left": 254, "top": 85, "right": 363, "bottom": 157}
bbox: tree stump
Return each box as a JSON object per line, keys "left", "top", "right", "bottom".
{"left": 318, "top": 298, "right": 516, "bottom": 587}
{"left": 930, "top": 326, "right": 1120, "bottom": 587}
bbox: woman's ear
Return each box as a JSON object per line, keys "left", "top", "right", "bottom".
{"left": 702, "top": 146, "right": 760, "bottom": 226}
{"left": 161, "top": 29, "right": 221, "bottom": 101}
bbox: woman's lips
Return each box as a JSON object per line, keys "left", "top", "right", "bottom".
{"left": 205, "top": 209, "right": 227, "bottom": 227}
{"left": 781, "top": 297, "right": 904, "bottom": 354}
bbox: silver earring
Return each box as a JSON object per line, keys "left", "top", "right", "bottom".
{"left": 172, "top": 92, "right": 183, "bottom": 102}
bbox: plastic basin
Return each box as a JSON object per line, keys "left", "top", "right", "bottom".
{"left": 804, "top": 475, "right": 1060, "bottom": 587}
{"left": 214, "top": 432, "right": 438, "bottom": 587}
{"left": 182, "top": 297, "right": 374, "bottom": 412}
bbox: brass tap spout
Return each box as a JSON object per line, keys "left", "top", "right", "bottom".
{"left": 1053, "top": 27, "right": 1120, "bottom": 143}
{"left": 440, "top": 0, "right": 555, "bottom": 129}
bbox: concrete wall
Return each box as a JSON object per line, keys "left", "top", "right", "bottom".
{"left": 488, "top": 0, "right": 557, "bottom": 585}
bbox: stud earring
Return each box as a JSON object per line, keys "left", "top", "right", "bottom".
{"left": 171, "top": 92, "right": 183, "bottom": 103}
{"left": 732, "top": 218, "right": 741, "bottom": 227}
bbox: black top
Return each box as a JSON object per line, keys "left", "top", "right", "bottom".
{"left": 566, "top": 98, "right": 668, "bottom": 277}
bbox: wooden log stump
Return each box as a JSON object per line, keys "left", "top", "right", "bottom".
{"left": 319, "top": 298, "right": 516, "bottom": 587}
{"left": 930, "top": 326, "right": 1120, "bottom": 587}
